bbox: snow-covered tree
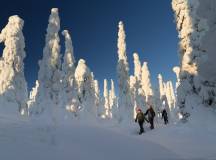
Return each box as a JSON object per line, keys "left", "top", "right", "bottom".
{"left": 130, "top": 76, "right": 138, "bottom": 119}
{"left": 62, "top": 30, "right": 75, "bottom": 72}
{"left": 30, "top": 8, "right": 62, "bottom": 114}
{"left": 172, "top": 0, "right": 216, "bottom": 121}
{"left": 0, "top": 15, "right": 28, "bottom": 115}
{"left": 109, "top": 79, "right": 117, "bottom": 119}
{"left": 155, "top": 74, "right": 166, "bottom": 114}
{"left": 94, "top": 80, "right": 101, "bottom": 116}
{"left": 103, "top": 79, "right": 111, "bottom": 118}
{"left": 132, "top": 53, "right": 146, "bottom": 112}
{"left": 61, "top": 30, "right": 77, "bottom": 110}
{"left": 158, "top": 74, "right": 165, "bottom": 99}
{"left": 75, "top": 59, "right": 96, "bottom": 118}
{"left": 133, "top": 53, "right": 142, "bottom": 81}
{"left": 165, "top": 81, "right": 175, "bottom": 111}
{"left": 27, "top": 80, "right": 39, "bottom": 110}
{"left": 141, "top": 62, "right": 153, "bottom": 103}
{"left": 117, "top": 21, "right": 133, "bottom": 123}
{"left": 152, "top": 88, "right": 162, "bottom": 117}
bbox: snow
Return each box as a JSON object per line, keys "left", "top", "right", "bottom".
{"left": 0, "top": 109, "right": 216, "bottom": 160}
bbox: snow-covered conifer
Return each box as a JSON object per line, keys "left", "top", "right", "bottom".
{"left": 62, "top": 30, "right": 75, "bottom": 72}
{"left": 141, "top": 62, "right": 153, "bottom": 102}
{"left": 132, "top": 53, "right": 146, "bottom": 111}
{"left": 27, "top": 80, "right": 39, "bottom": 109}
{"left": 75, "top": 59, "right": 96, "bottom": 118}
{"left": 0, "top": 15, "right": 28, "bottom": 114}
{"left": 30, "top": 8, "right": 62, "bottom": 114}
{"left": 158, "top": 74, "right": 165, "bottom": 99}
{"left": 94, "top": 80, "right": 100, "bottom": 115}
{"left": 61, "top": 30, "right": 77, "bottom": 109}
{"left": 165, "top": 81, "right": 175, "bottom": 110}
{"left": 103, "top": 79, "right": 111, "bottom": 118}
{"left": 172, "top": 0, "right": 216, "bottom": 121}
{"left": 117, "top": 21, "right": 132, "bottom": 123}
{"left": 133, "top": 53, "right": 142, "bottom": 81}
{"left": 109, "top": 79, "right": 117, "bottom": 119}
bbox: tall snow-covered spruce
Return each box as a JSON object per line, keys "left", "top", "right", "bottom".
{"left": 158, "top": 74, "right": 165, "bottom": 99}
{"left": 133, "top": 53, "right": 142, "bottom": 81}
{"left": 75, "top": 59, "right": 97, "bottom": 118}
{"left": 0, "top": 15, "right": 28, "bottom": 115}
{"left": 61, "top": 30, "right": 77, "bottom": 111}
{"left": 165, "top": 81, "right": 175, "bottom": 110}
{"left": 28, "top": 80, "right": 39, "bottom": 110}
{"left": 132, "top": 53, "right": 146, "bottom": 112}
{"left": 117, "top": 21, "right": 132, "bottom": 123}
{"left": 29, "top": 8, "right": 62, "bottom": 113}
{"left": 109, "top": 79, "right": 117, "bottom": 119}
{"left": 172, "top": 0, "right": 216, "bottom": 121}
{"left": 141, "top": 62, "right": 153, "bottom": 104}
{"left": 94, "top": 80, "right": 101, "bottom": 116}
{"left": 103, "top": 79, "right": 111, "bottom": 118}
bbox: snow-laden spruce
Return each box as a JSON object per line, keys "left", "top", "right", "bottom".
{"left": 164, "top": 81, "right": 176, "bottom": 120}
{"left": 164, "top": 81, "right": 175, "bottom": 111}
{"left": 158, "top": 74, "right": 165, "bottom": 99}
{"left": 27, "top": 80, "right": 39, "bottom": 111}
{"left": 103, "top": 79, "right": 111, "bottom": 118}
{"left": 141, "top": 62, "right": 153, "bottom": 104}
{"left": 133, "top": 53, "right": 142, "bottom": 81}
{"left": 131, "top": 53, "right": 147, "bottom": 115}
{"left": 117, "top": 21, "right": 133, "bottom": 123}
{"left": 172, "top": 0, "right": 216, "bottom": 121}
{"left": 75, "top": 59, "right": 97, "bottom": 118}
{"left": 132, "top": 53, "right": 146, "bottom": 110}
{"left": 29, "top": 8, "right": 62, "bottom": 114}
{"left": 109, "top": 79, "right": 117, "bottom": 119}
{"left": 0, "top": 15, "right": 28, "bottom": 115}
{"left": 130, "top": 76, "right": 139, "bottom": 119}
{"left": 61, "top": 30, "right": 77, "bottom": 111}
{"left": 94, "top": 80, "right": 101, "bottom": 116}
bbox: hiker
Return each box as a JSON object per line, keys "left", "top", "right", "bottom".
{"left": 145, "top": 105, "right": 156, "bottom": 130}
{"left": 162, "top": 108, "right": 168, "bottom": 125}
{"left": 135, "top": 108, "right": 147, "bottom": 135}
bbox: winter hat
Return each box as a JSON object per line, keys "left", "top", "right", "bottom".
{"left": 136, "top": 107, "right": 142, "bottom": 112}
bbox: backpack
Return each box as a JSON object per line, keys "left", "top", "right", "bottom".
{"left": 137, "top": 112, "right": 145, "bottom": 122}
{"left": 148, "top": 108, "right": 155, "bottom": 118}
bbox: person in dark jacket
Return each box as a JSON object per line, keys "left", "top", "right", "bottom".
{"left": 162, "top": 108, "right": 168, "bottom": 125}
{"left": 145, "top": 105, "right": 156, "bottom": 130}
{"left": 135, "top": 108, "right": 147, "bottom": 135}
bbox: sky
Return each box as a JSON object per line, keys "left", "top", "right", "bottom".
{"left": 0, "top": 0, "right": 179, "bottom": 91}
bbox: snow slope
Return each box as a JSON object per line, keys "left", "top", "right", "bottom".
{"left": 0, "top": 109, "right": 215, "bottom": 160}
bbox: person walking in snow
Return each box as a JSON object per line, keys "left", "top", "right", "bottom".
{"left": 162, "top": 108, "right": 168, "bottom": 125}
{"left": 145, "top": 105, "right": 155, "bottom": 130}
{"left": 135, "top": 108, "right": 147, "bottom": 135}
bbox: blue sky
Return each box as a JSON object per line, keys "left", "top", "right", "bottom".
{"left": 0, "top": 0, "right": 179, "bottom": 91}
